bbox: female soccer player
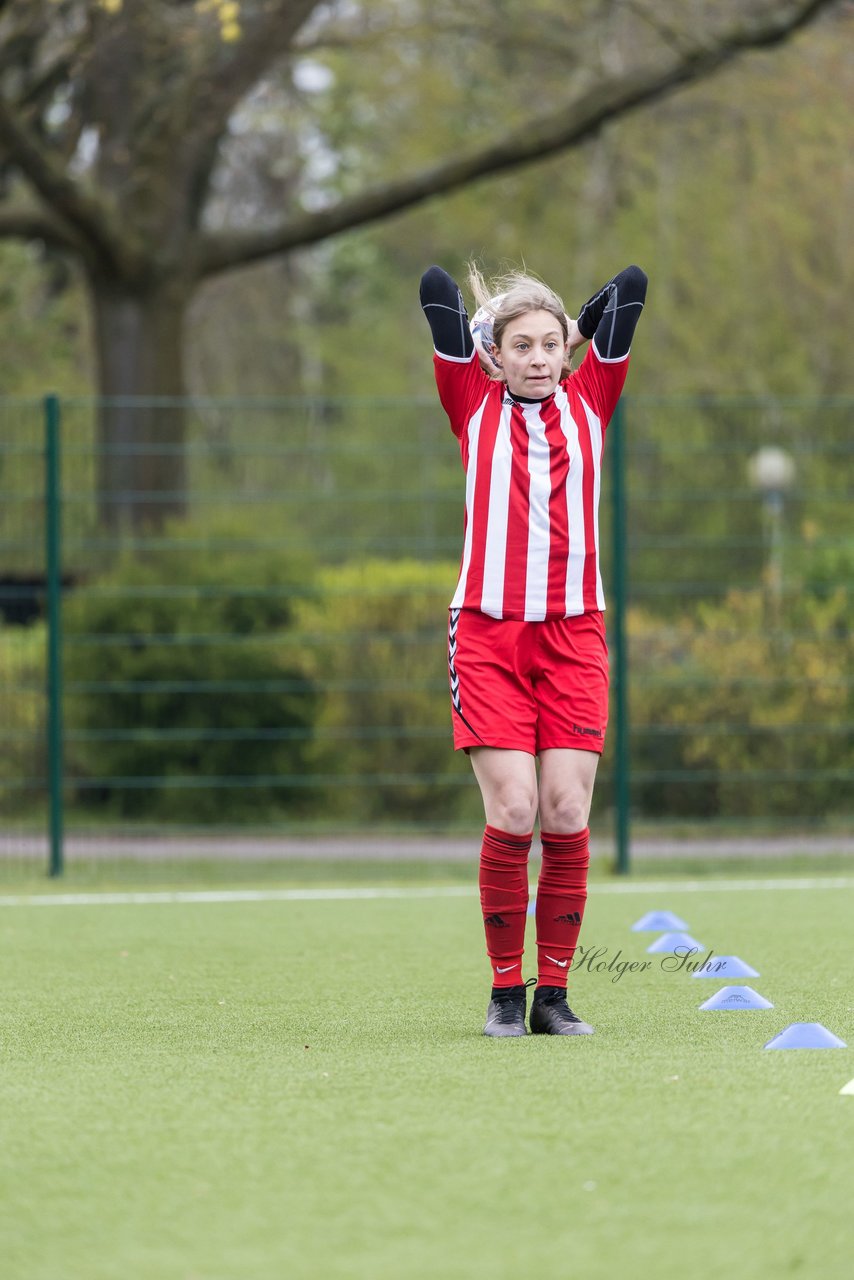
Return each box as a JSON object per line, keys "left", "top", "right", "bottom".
{"left": 420, "top": 259, "right": 647, "bottom": 1037}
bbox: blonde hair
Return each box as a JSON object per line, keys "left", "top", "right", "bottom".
{"left": 466, "top": 262, "right": 571, "bottom": 378}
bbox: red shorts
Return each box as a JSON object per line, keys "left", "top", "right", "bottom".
{"left": 447, "top": 608, "right": 609, "bottom": 755}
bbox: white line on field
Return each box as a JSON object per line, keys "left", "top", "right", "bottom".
{"left": 0, "top": 876, "right": 852, "bottom": 908}
{"left": 0, "top": 886, "right": 473, "bottom": 908}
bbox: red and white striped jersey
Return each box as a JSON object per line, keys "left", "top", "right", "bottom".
{"left": 434, "top": 343, "right": 629, "bottom": 621}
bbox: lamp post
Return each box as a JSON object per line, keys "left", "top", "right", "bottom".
{"left": 748, "top": 446, "right": 796, "bottom": 624}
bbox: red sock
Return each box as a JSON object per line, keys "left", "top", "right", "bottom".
{"left": 536, "top": 828, "right": 590, "bottom": 988}
{"left": 479, "top": 825, "right": 532, "bottom": 987}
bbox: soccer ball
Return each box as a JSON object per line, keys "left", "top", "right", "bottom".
{"left": 470, "top": 296, "right": 506, "bottom": 376}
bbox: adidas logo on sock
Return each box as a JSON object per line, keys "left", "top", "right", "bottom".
{"left": 484, "top": 913, "right": 509, "bottom": 928}
{"left": 555, "top": 911, "right": 582, "bottom": 925}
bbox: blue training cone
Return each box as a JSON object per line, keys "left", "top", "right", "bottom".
{"left": 631, "top": 910, "right": 691, "bottom": 932}
{"left": 646, "top": 931, "right": 705, "bottom": 954}
{"left": 763, "top": 1023, "right": 847, "bottom": 1051}
{"left": 692, "top": 955, "right": 759, "bottom": 979}
{"left": 699, "top": 985, "right": 773, "bottom": 1011}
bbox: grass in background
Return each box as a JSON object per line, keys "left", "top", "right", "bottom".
{"left": 1, "top": 877, "right": 852, "bottom": 1280}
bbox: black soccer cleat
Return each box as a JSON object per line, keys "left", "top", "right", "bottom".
{"left": 529, "top": 985, "right": 594, "bottom": 1036}
{"left": 483, "top": 984, "right": 530, "bottom": 1037}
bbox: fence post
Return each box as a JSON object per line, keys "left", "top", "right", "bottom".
{"left": 610, "top": 399, "right": 631, "bottom": 875}
{"left": 45, "top": 394, "right": 64, "bottom": 877}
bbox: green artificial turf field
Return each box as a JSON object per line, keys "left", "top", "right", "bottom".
{"left": 1, "top": 874, "right": 852, "bottom": 1280}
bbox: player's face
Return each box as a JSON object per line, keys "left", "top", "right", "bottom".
{"left": 495, "top": 310, "right": 567, "bottom": 398}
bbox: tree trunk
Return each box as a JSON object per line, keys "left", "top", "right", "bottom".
{"left": 90, "top": 277, "right": 190, "bottom": 534}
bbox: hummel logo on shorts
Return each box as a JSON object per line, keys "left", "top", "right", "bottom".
{"left": 572, "top": 723, "right": 604, "bottom": 738}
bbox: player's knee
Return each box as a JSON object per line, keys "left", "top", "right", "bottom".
{"left": 540, "top": 790, "right": 589, "bottom": 834}
{"left": 493, "top": 789, "right": 538, "bottom": 835}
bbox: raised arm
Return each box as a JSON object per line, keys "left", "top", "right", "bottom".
{"left": 574, "top": 265, "right": 648, "bottom": 361}
{"left": 419, "top": 266, "right": 475, "bottom": 360}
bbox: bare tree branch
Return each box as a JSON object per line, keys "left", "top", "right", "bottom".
{"left": 172, "top": 0, "right": 321, "bottom": 229}
{"left": 199, "top": 0, "right": 840, "bottom": 277}
{"left": 16, "top": 34, "right": 86, "bottom": 114}
{"left": 0, "top": 94, "right": 145, "bottom": 274}
{"left": 0, "top": 198, "right": 85, "bottom": 252}
{"left": 188, "top": 1, "right": 320, "bottom": 150}
{"left": 0, "top": 2, "right": 321, "bottom": 275}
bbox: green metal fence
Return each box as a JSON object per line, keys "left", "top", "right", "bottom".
{"left": 0, "top": 393, "right": 851, "bottom": 876}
